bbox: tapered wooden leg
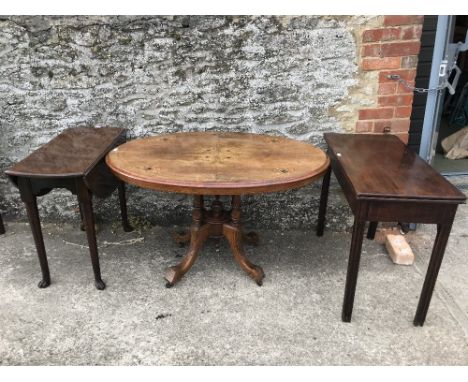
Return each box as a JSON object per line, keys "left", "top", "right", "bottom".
{"left": 76, "top": 180, "right": 105, "bottom": 290}
{"left": 118, "top": 182, "right": 133, "bottom": 232}
{"left": 367, "top": 221, "right": 378, "bottom": 240}
{"left": 79, "top": 202, "right": 86, "bottom": 231}
{"left": 342, "top": 207, "right": 367, "bottom": 322}
{"left": 18, "top": 178, "right": 51, "bottom": 288}
{"left": 0, "top": 214, "right": 5, "bottom": 235}
{"left": 414, "top": 213, "right": 456, "bottom": 326}
{"left": 317, "top": 166, "right": 331, "bottom": 236}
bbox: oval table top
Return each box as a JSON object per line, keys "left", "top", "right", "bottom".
{"left": 106, "top": 132, "right": 330, "bottom": 195}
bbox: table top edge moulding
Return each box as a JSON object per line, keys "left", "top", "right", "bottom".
{"left": 5, "top": 127, "right": 126, "bottom": 179}
{"left": 106, "top": 132, "right": 330, "bottom": 195}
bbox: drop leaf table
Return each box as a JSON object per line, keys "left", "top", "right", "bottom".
{"left": 5, "top": 127, "right": 133, "bottom": 290}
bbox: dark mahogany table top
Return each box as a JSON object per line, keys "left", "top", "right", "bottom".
{"left": 6, "top": 127, "right": 125, "bottom": 178}
{"left": 324, "top": 133, "right": 466, "bottom": 203}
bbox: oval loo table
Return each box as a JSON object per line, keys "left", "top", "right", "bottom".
{"left": 106, "top": 131, "right": 330, "bottom": 287}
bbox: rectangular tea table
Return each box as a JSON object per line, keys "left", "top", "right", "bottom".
{"left": 317, "top": 133, "right": 466, "bottom": 326}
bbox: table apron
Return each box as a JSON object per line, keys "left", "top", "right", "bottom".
{"left": 8, "top": 161, "right": 121, "bottom": 199}
{"left": 364, "top": 199, "right": 459, "bottom": 224}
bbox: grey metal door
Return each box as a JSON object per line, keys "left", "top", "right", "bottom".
{"left": 419, "top": 15, "right": 456, "bottom": 164}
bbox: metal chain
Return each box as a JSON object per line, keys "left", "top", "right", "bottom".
{"left": 386, "top": 74, "right": 446, "bottom": 93}
{"left": 388, "top": 43, "right": 462, "bottom": 93}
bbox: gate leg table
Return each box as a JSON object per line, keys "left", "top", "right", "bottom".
{"left": 5, "top": 127, "right": 133, "bottom": 290}
{"left": 106, "top": 132, "right": 330, "bottom": 287}
{"left": 317, "top": 133, "right": 466, "bottom": 326}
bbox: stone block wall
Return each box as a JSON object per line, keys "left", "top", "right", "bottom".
{"left": 0, "top": 15, "right": 423, "bottom": 230}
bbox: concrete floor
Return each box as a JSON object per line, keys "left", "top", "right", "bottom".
{"left": 1, "top": 202, "right": 468, "bottom": 365}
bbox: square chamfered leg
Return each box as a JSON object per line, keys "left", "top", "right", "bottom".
{"left": 317, "top": 165, "right": 331, "bottom": 237}
{"left": 342, "top": 202, "right": 368, "bottom": 323}
{"left": 367, "top": 221, "right": 378, "bottom": 240}
{"left": 17, "top": 177, "right": 51, "bottom": 288}
{"left": 75, "top": 179, "right": 105, "bottom": 290}
{"left": 414, "top": 208, "right": 457, "bottom": 326}
{"left": 117, "top": 181, "right": 133, "bottom": 232}
{"left": 0, "top": 213, "right": 5, "bottom": 234}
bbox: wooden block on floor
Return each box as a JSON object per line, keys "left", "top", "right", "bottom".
{"left": 385, "top": 233, "right": 414, "bottom": 265}
{"left": 374, "top": 227, "right": 401, "bottom": 244}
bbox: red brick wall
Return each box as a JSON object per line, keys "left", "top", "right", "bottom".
{"left": 356, "top": 15, "right": 424, "bottom": 143}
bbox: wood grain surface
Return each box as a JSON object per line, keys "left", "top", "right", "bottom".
{"left": 6, "top": 127, "right": 125, "bottom": 178}
{"left": 106, "top": 132, "right": 330, "bottom": 195}
{"left": 324, "top": 133, "right": 466, "bottom": 202}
